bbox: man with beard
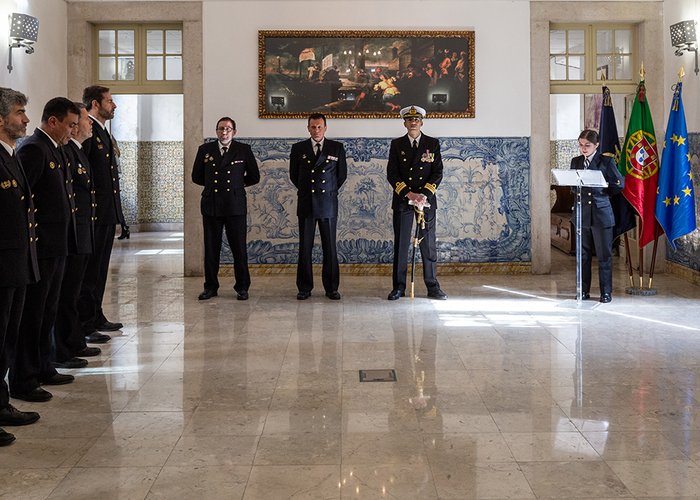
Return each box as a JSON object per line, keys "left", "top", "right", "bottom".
{"left": 0, "top": 88, "right": 41, "bottom": 444}
{"left": 79, "top": 86, "right": 125, "bottom": 344}
{"left": 12, "top": 97, "right": 80, "bottom": 402}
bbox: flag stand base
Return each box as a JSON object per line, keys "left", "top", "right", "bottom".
{"left": 625, "top": 286, "right": 657, "bottom": 296}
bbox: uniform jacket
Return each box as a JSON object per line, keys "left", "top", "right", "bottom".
{"left": 387, "top": 134, "right": 443, "bottom": 210}
{"left": 82, "top": 117, "right": 124, "bottom": 226}
{"left": 191, "top": 140, "right": 260, "bottom": 217}
{"left": 0, "top": 147, "right": 39, "bottom": 287}
{"left": 570, "top": 151, "right": 625, "bottom": 228}
{"left": 17, "top": 128, "right": 78, "bottom": 259}
{"left": 289, "top": 138, "right": 347, "bottom": 218}
{"left": 64, "top": 140, "right": 95, "bottom": 254}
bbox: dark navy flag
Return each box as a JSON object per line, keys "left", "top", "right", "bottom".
{"left": 599, "top": 85, "right": 636, "bottom": 240}
{"left": 655, "top": 81, "right": 696, "bottom": 250}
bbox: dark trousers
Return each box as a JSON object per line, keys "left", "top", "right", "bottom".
{"left": 392, "top": 206, "right": 439, "bottom": 292}
{"left": 54, "top": 253, "right": 90, "bottom": 362}
{"left": 11, "top": 256, "right": 66, "bottom": 394}
{"left": 203, "top": 214, "right": 250, "bottom": 293}
{"left": 0, "top": 286, "right": 26, "bottom": 408}
{"left": 297, "top": 216, "right": 339, "bottom": 294}
{"left": 79, "top": 224, "right": 115, "bottom": 334}
{"left": 581, "top": 225, "right": 614, "bottom": 295}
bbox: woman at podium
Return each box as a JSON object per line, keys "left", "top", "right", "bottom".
{"left": 570, "top": 129, "right": 625, "bottom": 303}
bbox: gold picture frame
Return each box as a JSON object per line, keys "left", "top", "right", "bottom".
{"left": 259, "top": 30, "right": 475, "bottom": 119}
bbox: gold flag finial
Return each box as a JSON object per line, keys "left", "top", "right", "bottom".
{"left": 679, "top": 66, "right": 686, "bottom": 81}
{"left": 600, "top": 70, "right": 607, "bottom": 81}
{"left": 640, "top": 63, "right": 645, "bottom": 80}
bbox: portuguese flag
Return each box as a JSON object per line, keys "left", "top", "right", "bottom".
{"left": 618, "top": 78, "right": 660, "bottom": 247}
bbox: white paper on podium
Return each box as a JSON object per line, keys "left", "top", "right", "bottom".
{"left": 552, "top": 169, "right": 608, "bottom": 187}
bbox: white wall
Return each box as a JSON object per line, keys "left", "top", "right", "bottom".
{"left": 664, "top": 0, "right": 700, "bottom": 133}
{"left": 112, "top": 94, "right": 184, "bottom": 141}
{"left": 201, "top": 0, "right": 531, "bottom": 138}
{"left": 0, "top": 0, "right": 68, "bottom": 126}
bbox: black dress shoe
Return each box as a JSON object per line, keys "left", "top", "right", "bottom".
{"left": 85, "top": 331, "right": 111, "bottom": 344}
{"left": 600, "top": 293, "right": 612, "bottom": 303}
{"left": 0, "top": 404, "right": 40, "bottom": 426}
{"left": 12, "top": 387, "right": 52, "bottom": 402}
{"left": 387, "top": 289, "right": 404, "bottom": 301}
{"left": 325, "top": 291, "right": 341, "bottom": 300}
{"left": 579, "top": 292, "right": 591, "bottom": 300}
{"left": 0, "top": 428, "right": 15, "bottom": 446}
{"left": 40, "top": 373, "right": 74, "bottom": 386}
{"left": 237, "top": 290, "right": 249, "bottom": 301}
{"left": 198, "top": 289, "right": 217, "bottom": 300}
{"left": 51, "top": 357, "right": 88, "bottom": 369}
{"left": 76, "top": 346, "right": 101, "bottom": 357}
{"left": 96, "top": 320, "right": 123, "bottom": 331}
{"left": 427, "top": 288, "right": 448, "bottom": 300}
{"left": 297, "top": 291, "right": 311, "bottom": 300}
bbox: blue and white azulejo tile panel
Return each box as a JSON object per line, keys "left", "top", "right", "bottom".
{"left": 216, "top": 136, "right": 531, "bottom": 265}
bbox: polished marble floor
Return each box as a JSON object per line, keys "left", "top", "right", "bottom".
{"left": 4, "top": 232, "right": 700, "bottom": 499}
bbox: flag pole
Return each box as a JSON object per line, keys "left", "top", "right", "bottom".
{"left": 623, "top": 233, "right": 634, "bottom": 287}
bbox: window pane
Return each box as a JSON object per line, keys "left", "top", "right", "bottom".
{"left": 568, "top": 55, "right": 585, "bottom": 80}
{"left": 147, "top": 30, "right": 163, "bottom": 55}
{"left": 147, "top": 56, "right": 163, "bottom": 80}
{"left": 615, "top": 29, "right": 631, "bottom": 53}
{"left": 99, "top": 56, "right": 116, "bottom": 80}
{"left": 596, "top": 55, "right": 612, "bottom": 79}
{"left": 99, "top": 30, "right": 115, "bottom": 55}
{"left": 166, "top": 30, "right": 182, "bottom": 54}
{"left": 117, "top": 30, "right": 134, "bottom": 55}
{"left": 550, "top": 30, "right": 566, "bottom": 55}
{"left": 568, "top": 30, "right": 585, "bottom": 54}
{"left": 117, "top": 56, "right": 135, "bottom": 80}
{"left": 615, "top": 55, "right": 632, "bottom": 80}
{"left": 165, "top": 56, "right": 182, "bottom": 80}
{"left": 596, "top": 29, "right": 612, "bottom": 53}
{"left": 550, "top": 55, "right": 567, "bottom": 80}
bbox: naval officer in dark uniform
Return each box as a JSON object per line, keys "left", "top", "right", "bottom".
{"left": 289, "top": 113, "right": 347, "bottom": 300}
{"left": 570, "top": 129, "right": 624, "bottom": 303}
{"left": 53, "top": 103, "right": 100, "bottom": 368}
{"left": 386, "top": 105, "right": 447, "bottom": 301}
{"left": 0, "top": 88, "right": 41, "bottom": 445}
{"left": 192, "top": 117, "right": 260, "bottom": 301}
{"left": 11, "top": 97, "right": 80, "bottom": 402}
{"left": 79, "top": 85, "right": 124, "bottom": 342}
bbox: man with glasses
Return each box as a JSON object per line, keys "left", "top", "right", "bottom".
{"left": 192, "top": 117, "right": 260, "bottom": 301}
{"left": 386, "top": 105, "right": 447, "bottom": 301}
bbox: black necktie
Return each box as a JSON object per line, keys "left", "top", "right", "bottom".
{"left": 315, "top": 143, "right": 321, "bottom": 158}
{"left": 584, "top": 157, "right": 590, "bottom": 169}
{"left": 221, "top": 146, "right": 227, "bottom": 156}
{"left": 412, "top": 139, "right": 418, "bottom": 153}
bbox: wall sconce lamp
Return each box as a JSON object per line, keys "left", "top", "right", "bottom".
{"left": 7, "top": 13, "right": 39, "bottom": 74}
{"left": 670, "top": 20, "right": 698, "bottom": 75}
{"left": 271, "top": 96, "right": 285, "bottom": 111}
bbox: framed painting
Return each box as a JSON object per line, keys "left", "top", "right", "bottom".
{"left": 259, "top": 30, "right": 475, "bottom": 119}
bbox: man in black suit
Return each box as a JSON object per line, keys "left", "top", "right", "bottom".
{"left": 0, "top": 88, "right": 41, "bottom": 445}
{"left": 53, "top": 103, "right": 101, "bottom": 368}
{"left": 192, "top": 117, "right": 260, "bottom": 301}
{"left": 79, "top": 86, "right": 124, "bottom": 343}
{"left": 11, "top": 97, "right": 80, "bottom": 402}
{"left": 289, "top": 113, "right": 347, "bottom": 300}
{"left": 386, "top": 105, "right": 447, "bottom": 301}
{"left": 570, "top": 129, "right": 624, "bottom": 303}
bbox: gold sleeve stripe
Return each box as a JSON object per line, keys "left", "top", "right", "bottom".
{"left": 394, "top": 181, "right": 407, "bottom": 195}
{"left": 425, "top": 183, "right": 437, "bottom": 194}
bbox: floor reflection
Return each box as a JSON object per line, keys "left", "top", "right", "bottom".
{"left": 4, "top": 233, "right": 700, "bottom": 498}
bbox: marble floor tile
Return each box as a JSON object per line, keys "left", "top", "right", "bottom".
{"left": 243, "top": 465, "right": 340, "bottom": 499}
{"left": 6, "top": 234, "right": 700, "bottom": 498}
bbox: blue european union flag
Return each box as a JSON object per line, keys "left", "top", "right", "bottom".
{"left": 655, "top": 82, "right": 696, "bottom": 250}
